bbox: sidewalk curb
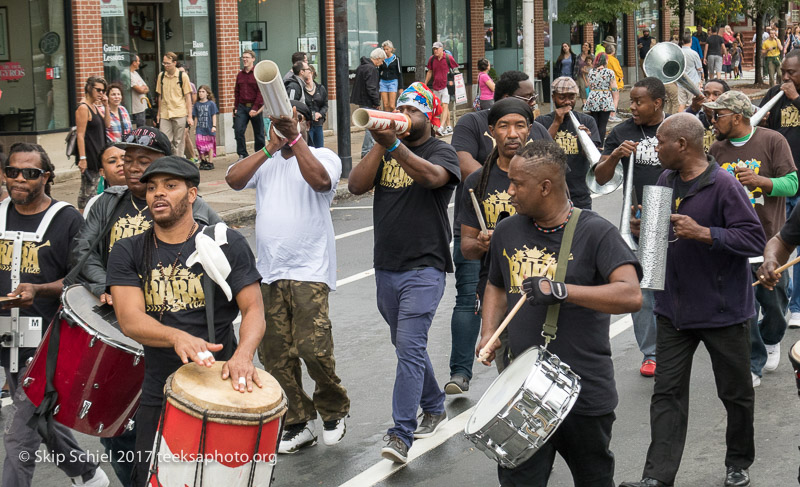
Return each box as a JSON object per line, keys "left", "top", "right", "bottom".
{"left": 219, "top": 183, "right": 354, "bottom": 225}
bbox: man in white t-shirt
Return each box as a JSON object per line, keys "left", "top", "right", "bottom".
{"left": 130, "top": 54, "right": 149, "bottom": 127}
{"left": 225, "top": 100, "right": 350, "bottom": 455}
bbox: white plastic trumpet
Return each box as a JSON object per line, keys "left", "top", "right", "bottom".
{"left": 351, "top": 108, "right": 411, "bottom": 133}
{"left": 568, "top": 111, "right": 601, "bottom": 165}
{"left": 750, "top": 91, "right": 783, "bottom": 127}
{"left": 253, "top": 60, "right": 295, "bottom": 138}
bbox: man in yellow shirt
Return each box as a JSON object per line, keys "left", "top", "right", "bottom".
{"left": 762, "top": 28, "right": 783, "bottom": 86}
{"left": 607, "top": 44, "right": 624, "bottom": 122}
{"left": 156, "top": 51, "right": 193, "bottom": 156}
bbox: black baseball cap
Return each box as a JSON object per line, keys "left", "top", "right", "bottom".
{"left": 140, "top": 156, "right": 200, "bottom": 187}
{"left": 115, "top": 126, "right": 173, "bottom": 155}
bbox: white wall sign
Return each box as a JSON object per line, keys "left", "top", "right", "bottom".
{"left": 99, "top": 0, "right": 124, "bottom": 18}
{"left": 454, "top": 74, "right": 467, "bottom": 105}
{"left": 181, "top": 0, "right": 208, "bottom": 17}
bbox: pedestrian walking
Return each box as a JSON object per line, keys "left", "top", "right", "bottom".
{"left": 583, "top": 53, "right": 617, "bottom": 146}
{"left": 723, "top": 50, "right": 733, "bottom": 79}
{"left": 638, "top": 28, "right": 655, "bottom": 79}
{"left": 155, "top": 52, "right": 193, "bottom": 156}
{"left": 233, "top": 50, "right": 265, "bottom": 160}
{"left": 76, "top": 76, "right": 110, "bottom": 210}
{"left": 193, "top": 85, "right": 219, "bottom": 170}
{"left": 576, "top": 42, "right": 593, "bottom": 108}
{"left": 351, "top": 48, "right": 383, "bottom": 157}
{"left": 379, "top": 40, "right": 402, "bottom": 112}
{"left": 475, "top": 58, "right": 495, "bottom": 110}
{"left": 105, "top": 82, "right": 132, "bottom": 143}
{"left": 606, "top": 44, "right": 624, "bottom": 122}
{"left": 425, "top": 41, "right": 458, "bottom": 135}
{"left": 679, "top": 34, "right": 704, "bottom": 112}
{"left": 304, "top": 65, "right": 328, "bottom": 148}
{"left": 178, "top": 64, "right": 198, "bottom": 164}
{"left": 129, "top": 54, "right": 149, "bottom": 128}
{"left": 762, "top": 29, "right": 783, "bottom": 86}
{"left": 705, "top": 26, "right": 726, "bottom": 79}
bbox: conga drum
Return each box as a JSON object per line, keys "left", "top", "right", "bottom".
{"left": 22, "top": 285, "right": 144, "bottom": 437}
{"left": 149, "top": 362, "right": 287, "bottom": 487}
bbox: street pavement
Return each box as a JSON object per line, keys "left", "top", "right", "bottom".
{"left": 2, "top": 184, "right": 799, "bottom": 486}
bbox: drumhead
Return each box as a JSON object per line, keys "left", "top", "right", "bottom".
{"left": 465, "top": 347, "right": 542, "bottom": 435}
{"left": 62, "top": 285, "right": 142, "bottom": 352}
{"left": 791, "top": 340, "right": 800, "bottom": 362}
{"left": 167, "top": 362, "right": 286, "bottom": 424}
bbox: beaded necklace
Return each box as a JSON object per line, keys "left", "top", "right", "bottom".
{"left": 534, "top": 202, "right": 574, "bottom": 233}
{"left": 153, "top": 222, "right": 198, "bottom": 321}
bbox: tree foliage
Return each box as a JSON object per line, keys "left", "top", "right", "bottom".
{"left": 558, "top": 0, "right": 640, "bottom": 26}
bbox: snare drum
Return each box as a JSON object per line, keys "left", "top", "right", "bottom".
{"left": 22, "top": 285, "right": 144, "bottom": 437}
{"left": 149, "top": 362, "right": 287, "bottom": 487}
{"left": 465, "top": 346, "right": 581, "bottom": 469}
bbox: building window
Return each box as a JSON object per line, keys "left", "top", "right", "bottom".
{"left": 0, "top": 0, "right": 70, "bottom": 132}
{"left": 434, "top": 0, "right": 468, "bottom": 64}
{"left": 347, "top": 0, "right": 379, "bottom": 71}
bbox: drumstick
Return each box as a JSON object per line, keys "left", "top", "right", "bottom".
{"left": 468, "top": 188, "right": 489, "bottom": 234}
{"left": 478, "top": 293, "right": 527, "bottom": 363}
{"left": 752, "top": 254, "right": 800, "bottom": 287}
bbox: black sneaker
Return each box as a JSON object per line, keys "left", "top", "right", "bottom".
{"left": 725, "top": 467, "right": 750, "bottom": 487}
{"left": 199, "top": 161, "right": 215, "bottom": 170}
{"left": 444, "top": 375, "right": 469, "bottom": 395}
{"left": 380, "top": 434, "right": 408, "bottom": 463}
{"left": 413, "top": 411, "right": 447, "bottom": 438}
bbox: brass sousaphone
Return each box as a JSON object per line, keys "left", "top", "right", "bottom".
{"left": 643, "top": 42, "right": 701, "bottom": 97}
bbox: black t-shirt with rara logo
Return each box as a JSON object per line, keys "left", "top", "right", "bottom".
{"left": 536, "top": 111, "right": 601, "bottom": 209}
{"left": 450, "top": 109, "right": 552, "bottom": 236}
{"left": 0, "top": 201, "right": 83, "bottom": 367}
{"left": 487, "top": 210, "right": 641, "bottom": 415}
{"left": 761, "top": 85, "right": 800, "bottom": 168}
{"left": 372, "top": 137, "right": 461, "bottom": 272}
{"left": 106, "top": 226, "right": 262, "bottom": 406}
{"left": 602, "top": 117, "right": 665, "bottom": 206}
{"left": 107, "top": 194, "right": 152, "bottom": 252}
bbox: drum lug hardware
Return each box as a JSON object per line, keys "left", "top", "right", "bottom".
{"left": 93, "top": 383, "right": 99, "bottom": 389}
{"left": 97, "top": 423, "right": 104, "bottom": 434}
{"left": 133, "top": 355, "right": 141, "bottom": 366}
{"left": 25, "top": 357, "right": 32, "bottom": 366}
{"left": 22, "top": 377, "right": 33, "bottom": 387}
{"left": 53, "top": 404, "right": 60, "bottom": 415}
{"left": 78, "top": 400, "right": 92, "bottom": 419}
{"left": 89, "top": 336, "right": 98, "bottom": 347}
{"left": 125, "top": 419, "right": 135, "bottom": 431}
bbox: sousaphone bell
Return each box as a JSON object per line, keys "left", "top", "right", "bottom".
{"left": 643, "top": 42, "right": 701, "bottom": 97}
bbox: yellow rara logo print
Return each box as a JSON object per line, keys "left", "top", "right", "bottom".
{"left": 503, "top": 245, "right": 571, "bottom": 293}
{"left": 143, "top": 264, "right": 205, "bottom": 313}
{"left": 109, "top": 213, "right": 151, "bottom": 251}
{"left": 781, "top": 105, "right": 800, "bottom": 128}
{"left": 0, "top": 240, "right": 50, "bottom": 274}
{"left": 554, "top": 130, "right": 579, "bottom": 155}
{"left": 482, "top": 191, "right": 516, "bottom": 228}
{"left": 379, "top": 157, "right": 414, "bottom": 189}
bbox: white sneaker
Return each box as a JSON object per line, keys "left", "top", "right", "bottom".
{"left": 789, "top": 312, "right": 800, "bottom": 329}
{"left": 765, "top": 343, "right": 781, "bottom": 371}
{"left": 278, "top": 422, "right": 317, "bottom": 454}
{"left": 445, "top": 126, "right": 454, "bottom": 135}
{"left": 322, "top": 417, "right": 346, "bottom": 446}
{"left": 751, "top": 372, "right": 761, "bottom": 387}
{"left": 71, "top": 468, "right": 109, "bottom": 487}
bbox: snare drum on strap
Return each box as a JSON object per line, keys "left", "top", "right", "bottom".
{"left": 149, "top": 362, "right": 287, "bottom": 487}
{"left": 464, "top": 346, "right": 581, "bottom": 469}
{"left": 23, "top": 284, "right": 144, "bottom": 437}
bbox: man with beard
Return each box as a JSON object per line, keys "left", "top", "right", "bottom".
{"left": 226, "top": 100, "right": 350, "bottom": 454}
{"left": 591, "top": 76, "right": 666, "bottom": 378}
{"left": 0, "top": 143, "right": 110, "bottom": 487}
{"left": 686, "top": 79, "right": 730, "bottom": 153}
{"left": 705, "top": 91, "right": 797, "bottom": 387}
{"left": 446, "top": 70, "right": 551, "bottom": 393}
{"left": 535, "top": 76, "right": 600, "bottom": 210}
{"left": 477, "top": 140, "right": 642, "bottom": 486}
{"left": 107, "top": 157, "right": 265, "bottom": 487}
{"left": 67, "top": 126, "right": 220, "bottom": 486}
{"left": 349, "top": 83, "right": 460, "bottom": 463}
{"left": 621, "top": 113, "right": 764, "bottom": 487}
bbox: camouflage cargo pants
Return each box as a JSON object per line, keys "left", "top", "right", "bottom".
{"left": 259, "top": 280, "right": 350, "bottom": 426}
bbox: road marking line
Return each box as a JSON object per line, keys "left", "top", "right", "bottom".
{"left": 336, "top": 226, "right": 374, "bottom": 240}
{"left": 332, "top": 206, "right": 374, "bottom": 210}
{"left": 336, "top": 243, "right": 454, "bottom": 288}
{"left": 337, "top": 312, "right": 635, "bottom": 487}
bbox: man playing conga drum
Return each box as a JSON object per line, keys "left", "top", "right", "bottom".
{"left": 107, "top": 157, "right": 265, "bottom": 487}
{"left": 478, "top": 140, "right": 642, "bottom": 485}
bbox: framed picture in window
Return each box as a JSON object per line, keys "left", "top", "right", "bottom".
{"left": 245, "top": 22, "right": 267, "bottom": 51}
{"left": 0, "top": 8, "right": 9, "bottom": 62}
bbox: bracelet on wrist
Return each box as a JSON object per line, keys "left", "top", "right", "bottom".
{"left": 262, "top": 147, "right": 273, "bottom": 158}
{"left": 79, "top": 156, "right": 87, "bottom": 160}
{"left": 288, "top": 133, "right": 303, "bottom": 147}
{"left": 387, "top": 139, "right": 401, "bottom": 152}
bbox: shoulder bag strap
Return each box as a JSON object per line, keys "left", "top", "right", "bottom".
{"left": 541, "top": 208, "right": 582, "bottom": 344}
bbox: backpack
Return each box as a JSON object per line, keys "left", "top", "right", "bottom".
{"left": 158, "top": 69, "right": 184, "bottom": 93}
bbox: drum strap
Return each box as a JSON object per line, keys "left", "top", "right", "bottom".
{"left": 201, "top": 225, "right": 216, "bottom": 345}
{"left": 541, "top": 208, "right": 582, "bottom": 345}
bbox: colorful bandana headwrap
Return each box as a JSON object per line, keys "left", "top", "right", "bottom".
{"left": 397, "top": 82, "right": 444, "bottom": 127}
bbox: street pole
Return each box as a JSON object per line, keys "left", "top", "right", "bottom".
{"left": 522, "top": 0, "right": 534, "bottom": 79}
{"left": 334, "top": 0, "right": 352, "bottom": 177}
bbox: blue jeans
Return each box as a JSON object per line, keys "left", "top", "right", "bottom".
{"left": 308, "top": 125, "right": 324, "bottom": 148}
{"left": 360, "top": 106, "right": 375, "bottom": 157}
{"left": 234, "top": 104, "right": 265, "bottom": 158}
{"left": 632, "top": 288, "right": 657, "bottom": 361}
{"left": 750, "top": 263, "right": 789, "bottom": 377}
{"left": 786, "top": 196, "right": 800, "bottom": 313}
{"left": 449, "top": 236, "right": 482, "bottom": 380}
{"left": 376, "top": 267, "right": 446, "bottom": 447}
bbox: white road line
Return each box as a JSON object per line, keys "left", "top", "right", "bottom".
{"left": 336, "top": 243, "right": 454, "bottom": 288}
{"left": 335, "top": 226, "right": 374, "bottom": 240}
{"left": 331, "top": 206, "right": 374, "bottom": 210}
{"left": 336, "top": 313, "right": 636, "bottom": 487}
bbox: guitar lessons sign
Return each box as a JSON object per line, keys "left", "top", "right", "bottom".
{"left": 99, "top": 0, "right": 124, "bottom": 18}
{"left": 181, "top": 0, "right": 208, "bottom": 17}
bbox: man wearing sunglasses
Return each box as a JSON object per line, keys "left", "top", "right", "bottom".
{"left": 706, "top": 91, "right": 798, "bottom": 390}
{"left": 0, "top": 143, "right": 111, "bottom": 486}
{"left": 67, "top": 127, "right": 220, "bottom": 486}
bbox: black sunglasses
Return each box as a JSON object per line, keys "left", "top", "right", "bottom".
{"left": 4, "top": 167, "right": 46, "bottom": 180}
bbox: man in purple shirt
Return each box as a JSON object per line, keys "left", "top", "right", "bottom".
{"left": 233, "top": 50, "right": 265, "bottom": 160}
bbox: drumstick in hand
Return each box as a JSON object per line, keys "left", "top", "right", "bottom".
{"left": 753, "top": 254, "right": 800, "bottom": 287}
{"left": 469, "top": 189, "right": 489, "bottom": 234}
{"left": 478, "top": 293, "right": 526, "bottom": 363}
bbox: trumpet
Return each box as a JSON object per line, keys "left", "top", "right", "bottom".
{"left": 619, "top": 154, "right": 638, "bottom": 251}
{"left": 568, "top": 111, "right": 601, "bottom": 165}
{"left": 750, "top": 91, "right": 783, "bottom": 127}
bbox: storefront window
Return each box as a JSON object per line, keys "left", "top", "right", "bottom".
{"left": 636, "top": 0, "right": 659, "bottom": 46}
{"left": 434, "top": 0, "right": 468, "bottom": 64}
{"left": 347, "top": 0, "right": 379, "bottom": 71}
{"left": 101, "top": 0, "right": 131, "bottom": 108}
{"left": 0, "top": 0, "right": 70, "bottom": 132}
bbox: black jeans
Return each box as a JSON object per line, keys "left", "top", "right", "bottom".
{"left": 498, "top": 411, "right": 616, "bottom": 487}
{"left": 643, "top": 316, "right": 754, "bottom": 485}
{"left": 131, "top": 404, "right": 162, "bottom": 487}
{"left": 234, "top": 104, "right": 265, "bottom": 158}
{"left": 589, "top": 111, "right": 611, "bottom": 147}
